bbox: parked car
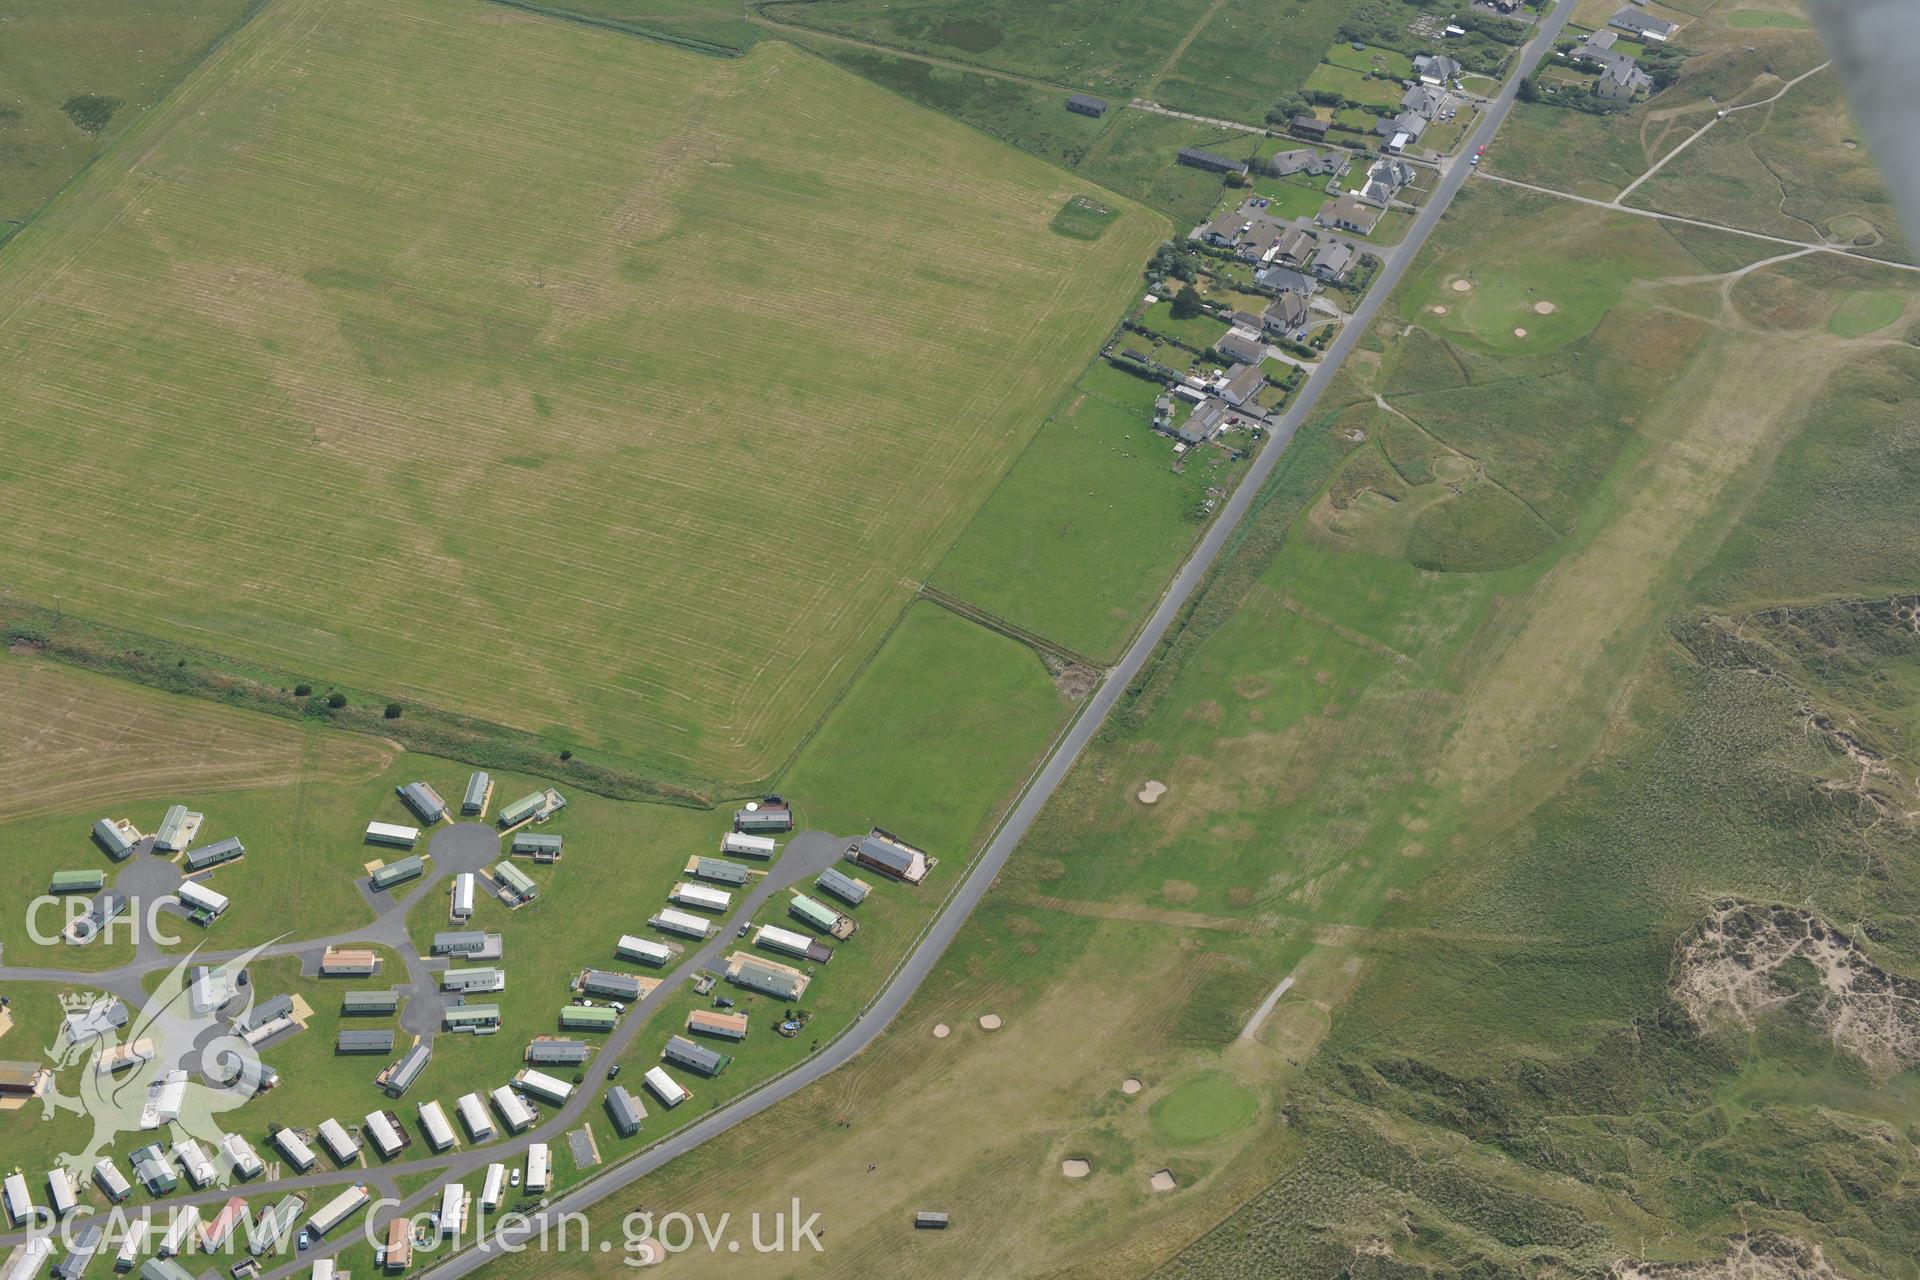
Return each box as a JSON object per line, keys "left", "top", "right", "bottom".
{"left": 509, "top": 1170, "right": 521, "bottom": 1188}
{"left": 296, "top": 1232, "right": 310, "bottom": 1251}
{"left": 714, "top": 997, "right": 734, "bottom": 1009}
{"left": 608, "top": 1064, "right": 622, "bottom": 1079}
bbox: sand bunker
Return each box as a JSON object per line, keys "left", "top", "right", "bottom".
{"left": 978, "top": 1014, "right": 1002, "bottom": 1030}
{"left": 932, "top": 1023, "right": 950, "bottom": 1039}
{"left": 1533, "top": 300, "right": 1556, "bottom": 314}
{"left": 1450, "top": 278, "right": 1472, "bottom": 292}
{"left": 1149, "top": 1169, "right": 1178, "bottom": 1192}
{"left": 1137, "top": 780, "right": 1167, "bottom": 804}
{"left": 1430, "top": 304, "right": 1448, "bottom": 315}
{"left": 1121, "top": 1078, "right": 1143, "bottom": 1095}
{"left": 628, "top": 1239, "right": 665, "bottom": 1266}
{"left": 1513, "top": 327, "right": 1528, "bottom": 338}
{"left": 1061, "top": 1158, "right": 1091, "bottom": 1179}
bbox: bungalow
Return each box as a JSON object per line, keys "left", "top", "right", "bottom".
{"left": 1609, "top": 6, "right": 1676, "bottom": 40}
{"left": 1175, "top": 146, "right": 1248, "bottom": 176}
{"left": 1217, "top": 363, "right": 1267, "bottom": 409}
{"left": 1317, "top": 194, "right": 1382, "bottom": 235}
{"left": 1310, "top": 239, "right": 1358, "bottom": 281}
{"left": 1269, "top": 221, "right": 1317, "bottom": 267}
{"left": 1258, "top": 264, "right": 1317, "bottom": 297}
{"left": 1213, "top": 329, "right": 1266, "bottom": 365}
{"left": 1400, "top": 84, "right": 1445, "bottom": 119}
{"left": 1065, "top": 93, "right": 1107, "bottom": 117}
{"left": 1265, "top": 148, "right": 1340, "bottom": 178}
{"left": 1412, "top": 52, "right": 1462, "bottom": 84}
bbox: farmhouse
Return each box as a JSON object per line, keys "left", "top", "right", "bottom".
{"left": 663, "top": 1034, "right": 731, "bottom": 1077}
{"left": 370, "top": 856, "right": 424, "bottom": 891}
{"left": 365, "top": 822, "right": 418, "bottom": 849}
{"left": 321, "top": 948, "right": 380, "bottom": 977}
{"left": 338, "top": 1028, "right": 394, "bottom": 1054}
{"left": 722, "top": 832, "right": 777, "bottom": 858}
{"left": 671, "top": 881, "right": 732, "bottom": 913}
{"left": 418, "top": 1100, "right": 457, "bottom": 1151}
{"left": 733, "top": 797, "right": 793, "bottom": 832}
{"left": 1175, "top": 146, "right": 1248, "bottom": 176}
{"left": 525, "top": 1036, "right": 592, "bottom": 1066}
{"left": 643, "top": 1066, "right": 690, "bottom": 1108}
{"left": 514, "top": 1068, "right": 573, "bottom": 1105}
{"left": 757, "top": 923, "right": 832, "bottom": 963}
{"left": 493, "top": 860, "right": 538, "bottom": 906}
{"left": 396, "top": 782, "right": 448, "bottom": 824}
{"left": 650, "top": 908, "right": 713, "bottom": 940}
{"left": 815, "top": 866, "right": 871, "bottom": 907}
{"left": 688, "top": 1009, "right": 750, "bottom": 1041}
{"left": 510, "top": 832, "right": 562, "bottom": 861}
{"left": 153, "top": 805, "right": 203, "bottom": 853}
{"left": 92, "top": 817, "right": 141, "bottom": 860}
{"left": 1608, "top": 6, "right": 1675, "bottom": 40}
{"left": 1065, "top": 92, "right": 1107, "bottom": 117}
{"left": 580, "top": 969, "right": 643, "bottom": 1001}
{"left": 379, "top": 1042, "right": 431, "bottom": 1096}
{"left": 616, "top": 935, "right": 673, "bottom": 966}
{"left": 462, "top": 771, "right": 492, "bottom": 815}
{"left": 725, "top": 951, "right": 811, "bottom": 1000}
{"left": 1317, "top": 194, "right": 1382, "bottom": 235}
{"left": 183, "top": 836, "right": 244, "bottom": 873}
{"left": 688, "top": 856, "right": 750, "bottom": 886}
{"left": 443, "top": 1003, "right": 502, "bottom": 1032}
{"left": 789, "top": 891, "right": 856, "bottom": 939}
{"left": 606, "top": 1086, "right": 646, "bottom": 1137}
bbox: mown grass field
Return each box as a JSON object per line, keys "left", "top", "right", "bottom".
{"left": 0, "top": 0, "right": 1160, "bottom": 787}
{"left": 0, "top": 0, "right": 261, "bottom": 225}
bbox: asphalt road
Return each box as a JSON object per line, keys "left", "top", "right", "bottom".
{"left": 0, "top": 3, "right": 1577, "bottom": 1269}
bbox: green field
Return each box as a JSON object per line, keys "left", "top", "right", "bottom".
{"left": 1073, "top": 111, "right": 1259, "bottom": 227}
{"left": 1827, "top": 287, "right": 1907, "bottom": 336}
{"left": 933, "top": 362, "right": 1239, "bottom": 658}
{"left": 1303, "top": 61, "right": 1406, "bottom": 111}
{"left": 0, "top": 0, "right": 1160, "bottom": 787}
{"left": 0, "top": 0, "right": 261, "bottom": 225}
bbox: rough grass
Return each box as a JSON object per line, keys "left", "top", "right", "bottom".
{"left": 1073, "top": 110, "right": 1259, "bottom": 227}
{"left": 0, "top": 0, "right": 261, "bottom": 221}
{"left": 1151, "top": 0, "right": 1350, "bottom": 124}
{"left": 0, "top": 0, "right": 1161, "bottom": 786}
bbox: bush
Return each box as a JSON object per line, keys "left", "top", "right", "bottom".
{"left": 383, "top": 702, "right": 403, "bottom": 719}
{"left": 559, "top": 749, "right": 573, "bottom": 761}
{"left": 326, "top": 691, "right": 348, "bottom": 709}
{"left": 294, "top": 683, "right": 312, "bottom": 697}
{"left": 1171, "top": 285, "right": 1206, "bottom": 320}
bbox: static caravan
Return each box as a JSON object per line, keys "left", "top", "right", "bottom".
{"left": 688, "top": 857, "right": 749, "bottom": 886}
{"left": 272, "top": 1128, "right": 317, "bottom": 1174}
{"left": 417, "top": 1100, "right": 456, "bottom": 1152}
{"left": 642, "top": 1066, "right": 689, "bottom": 1108}
{"left": 616, "top": 935, "right": 671, "bottom": 966}
{"left": 92, "top": 1159, "right": 132, "bottom": 1204}
{"left": 559, "top": 1006, "right": 618, "bottom": 1032}
{"left": 53, "top": 1223, "right": 102, "bottom": 1280}
{"left": 438, "top": 1183, "right": 467, "bottom": 1238}
{"left": 182, "top": 837, "right": 244, "bottom": 873}
{"left": 114, "top": 1223, "right": 147, "bottom": 1272}
{"left": 480, "top": 1163, "right": 506, "bottom": 1213}
{"left": 320, "top": 948, "right": 380, "bottom": 977}
{"left": 450, "top": 873, "right": 476, "bottom": 921}
{"left": 605, "top": 1086, "right": 646, "bottom": 1137}
{"left": 365, "top": 823, "right": 419, "bottom": 849}
{"left": 524, "top": 1144, "right": 549, "bottom": 1193}
{"left": 496, "top": 792, "right": 545, "bottom": 828}
{"left": 662, "top": 1035, "right": 730, "bottom": 1078}
{"left": 316, "top": 1118, "right": 359, "bottom": 1164}
{"left": 442, "top": 1004, "right": 501, "bottom": 1033}
{"left": 153, "top": 804, "right": 203, "bottom": 852}
{"left": 307, "top": 1185, "right": 370, "bottom": 1238}
{"left": 462, "top": 772, "right": 492, "bottom": 816}
{"left": 131, "top": 1146, "right": 176, "bottom": 1195}
{"left": 4, "top": 1171, "right": 37, "bottom": 1226}
{"left": 733, "top": 798, "right": 792, "bottom": 833}
{"left": 457, "top": 1092, "right": 496, "bottom": 1141}
{"left": 222, "top": 1132, "right": 263, "bottom": 1181}
{"left": 364, "top": 1110, "right": 406, "bottom": 1159}
{"left": 510, "top": 832, "right": 562, "bottom": 861}
{"left": 46, "top": 1167, "right": 77, "bottom": 1219}
{"left": 489, "top": 1086, "right": 533, "bottom": 1133}
{"left": 396, "top": 782, "right": 449, "bottom": 824}
{"left": 369, "top": 857, "right": 425, "bottom": 891}
{"left": 157, "top": 1206, "right": 200, "bottom": 1258}
{"left": 138, "top": 1259, "right": 191, "bottom": 1280}
{"left": 526, "top": 1037, "right": 591, "bottom": 1065}
{"left": 249, "top": 1195, "right": 305, "bottom": 1258}
{"left": 173, "top": 1138, "right": 216, "bottom": 1188}
{"left": 93, "top": 817, "right": 140, "bottom": 861}
{"left": 688, "top": 1009, "right": 750, "bottom": 1041}
{"left": 442, "top": 967, "right": 504, "bottom": 994}
{"left": 649, "top": 908, "right": 711, "bottom": 941}
{"left": 50, "top": 870, "right": 107, "bottom": 895}
{"left": 176, "top": 880, "right": 229, "bottom": 919}
{"left": 492, "top": 861, "right": 537, "bottom": 906}
{"left": 670, "top": 882, "right": 731, "bottom": 914}
{"left": 10, "top": 1238, "right": 55, "bottom": 1280}
{"left": 380, "top": 1042, "right": 431, "bottom": 1097}
{"left": 789, "top": 892, "right": 855, "bottom": 940}
{"left": 815, "top": 866, "right": 871, "bottom": 907}
{"left": 200, "top": 1197, "right": 248, "bottom": 1253}
{"left": 721, "top": 832, "right": 777, "bottom": 859}
{"left": 579, "top": 969, "right": 642, "bottom": 1002}
{"left": 725, "top": 951, "right": 810, "bottom": 1001}
{"left": 341, "top": 989, "right": 397, "bottom": 1016}
{"left": 755, "top": 924, "right": 824, "bottom": 962}
{"left": 513, "top": 1069, "right": 572, "bottom": 1106}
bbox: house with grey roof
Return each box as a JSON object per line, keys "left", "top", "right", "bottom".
{"left": 1178, "top": 398, "right": 1232, "bottom": 446}
{"left": 1176, "top": 146, "right": 1248, "bottom": 176}
{"left": 1412, "top": 52, "right": 1462, "bottom": 84}
{"left": 1261, "top": 293, "right": 1309, "bottom": 337}
{"left": 1213, "top": 328, "right": 1266, "bottom": 365}
{"left": 1217, "top": 363, "right": 1267, "bottom": 408}
{"left": 1310, "top": 239, "right": 1358, "bottom": 282}
{"left": 1317, "top": 194, "right": 1382, "bottom": 236}
{"left": 1608, "top": 7, "right": 1676, "bottom": 40}
{"left": 1066, "top": 93, "right": 1107, "bottom": 117}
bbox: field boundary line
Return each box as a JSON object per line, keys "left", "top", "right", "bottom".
{"left": 748, "top": 2, "right": 1094, "bottom": 92}
{"left": 916, "top": 586, "right": 1105, "bottom": 672}
{"left": 478, "top": 0, "right": 745, "bottom": 56}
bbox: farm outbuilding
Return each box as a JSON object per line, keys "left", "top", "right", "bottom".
{"left": 1065, "top": 92, "right": 1107, "bottom": 117}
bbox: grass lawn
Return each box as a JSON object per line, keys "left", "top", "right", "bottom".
{"left": 932, "top": 362, "right": 1239, "bottom": 659}
{"left": 0, "top": 0, "right": 1161, "bottom": 787}
{"left": 1324, "top": 43, "right": 1414, "bottom": 79}
{"left": 0, "top": 0, "right": 261, "bottom": 223}
{"left": 1248, "top": 174, "right": 1331, "bottom": 222}
{"left": 1304, "top": 62, "right": 1405, "bottom": 111}
{"left": 1137, "top": 299, "right": 1232, "bottom": 351}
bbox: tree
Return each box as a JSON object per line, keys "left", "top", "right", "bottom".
{"left": 383, "top": 702, "right": 402, "bottom": 719}
{"left": 326, "top": 691, "right": 347, "bottom": 709}
{"left": 1170, "top": 285, "right": 1205, "bottom": 320}
{"left": 294, "top": 684, "right": 312, "bottom": 698}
